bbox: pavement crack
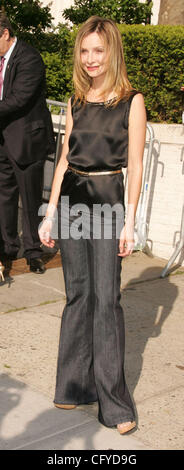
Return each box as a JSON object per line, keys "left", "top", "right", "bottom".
{"left": 30, "top": 280, "right": 65, "bottom": 296}
{"left": 0, "top": 299, "right": 62, "bottom": 315}
{"left": 11, "top": 418, "right": 94, "bottom": 450}
{"left": 136, "top": 383, "right": 184, "bottom": 405}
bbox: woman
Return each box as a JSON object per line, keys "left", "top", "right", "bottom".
{"left": 39, "top": 16, "right": 146, "bottom": 434}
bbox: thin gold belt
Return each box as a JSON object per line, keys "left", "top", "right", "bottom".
{"left": 68, "top": 164, "right": 122, "bottom": 176}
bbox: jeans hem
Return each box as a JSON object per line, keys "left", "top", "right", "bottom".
{"left": 98, "top": 415, "right": 136, "bottom": 428}
{"left": 53, "top": 399, "right": 98, "bottom": 406}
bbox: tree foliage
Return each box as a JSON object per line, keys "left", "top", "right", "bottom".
{"left": 0, "top": 0, "right": 53, "bottom": 34}
{"left": 63, "top": 0, "right": 152, "bottom": 25}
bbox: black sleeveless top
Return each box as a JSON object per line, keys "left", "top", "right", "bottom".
{"left": 60, "top": 90, "right": 140, "bottom": 208}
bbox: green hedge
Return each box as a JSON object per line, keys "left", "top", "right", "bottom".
{"left": 118, "top": 24, "right": 184, "bottom": 123}
{"left": 19, "top": 25, "right": 184, "bottom": 123}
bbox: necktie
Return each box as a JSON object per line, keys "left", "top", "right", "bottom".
{"left": 0, "top": 56, "right": 5, "bottom": 98}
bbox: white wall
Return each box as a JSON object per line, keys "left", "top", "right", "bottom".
{"left": 42, "top": 0, "right": 74, "bottom": 25}
{"left": 139, "top": 0, "right": 161, "bottom": 24}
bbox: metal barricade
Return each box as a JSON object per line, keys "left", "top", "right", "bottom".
{"left": 43, "top": 99, "right": 67, "bottom": 202}
{"left": 160, "top": 142, "right": 184, "bottom": 277}
{"left": 132, "top": 124, "right": 184, "bottom": 277}
{"left": 160, "top": 200, "right": 184, "bottom": 278}
{"left": 133, "top": 123, "right": 160, "bottom": 251}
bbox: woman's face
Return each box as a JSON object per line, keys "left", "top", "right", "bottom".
{"left": 80, "top": 32, "right": 109, "bottom": 80}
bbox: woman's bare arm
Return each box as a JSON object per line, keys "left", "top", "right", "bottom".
{"left": 119, "top": 93, "right": 147, "bottom": 257}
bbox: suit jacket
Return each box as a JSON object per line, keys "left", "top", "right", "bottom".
{"left": 0, "top": 39, "right": 55, "bottom": 165}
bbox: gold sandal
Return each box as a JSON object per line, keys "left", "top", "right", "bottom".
{"left": 54, "top": 403, "right": 77, "bottom": 410}
{"left": 0, "top": 262, "right": 5, "bottom": 282}
{"left": 117, "top": 421, "right": 136, "bottom": 435}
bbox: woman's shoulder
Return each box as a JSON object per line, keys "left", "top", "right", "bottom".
{"left": 128, "top": 89, "right": 144, "bottom": 102}
{"left": 70, "top": 94, "right": 75, "bottom": 105}
{"left": 122, "top": 90, "right": 145, "bottom": 128}
{"left": 119, "top": 89, "right": 144, "bottom": 110}
{"left": 125, "top": 89, "right": 145, "bottom": 112}
{"left": 67, "top": 95, "right": 76, "bottom": 117}
{"left": 128, "top": 90, "right": 146, "bottom": 126}
{"left": 70, "top": 94, "right": 82, "bottom": 112}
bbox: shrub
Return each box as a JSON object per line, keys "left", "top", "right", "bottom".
{"left": 118, "top": 24, "right": 184, "bottom": 123}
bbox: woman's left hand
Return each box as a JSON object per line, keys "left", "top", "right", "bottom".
{"left": 118, "top": 223, "right": 135, "bottom": 257}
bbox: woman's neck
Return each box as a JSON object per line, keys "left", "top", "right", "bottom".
{"left": 89, "top": 77, "right": 105, "bottom": 99}
{"left": 87, "top": 76, "right": 116, "bottom": 102}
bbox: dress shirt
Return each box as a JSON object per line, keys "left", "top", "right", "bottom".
{"left": 0, "top": 37, "right": 17, "bottom": 99}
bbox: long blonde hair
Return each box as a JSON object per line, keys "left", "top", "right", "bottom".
{"left": 73, "top": 16, "right": 134, "bottom": 107}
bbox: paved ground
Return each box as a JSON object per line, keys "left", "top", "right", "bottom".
{"left": 0, "top": 250, "right": 184, "bottom": 450}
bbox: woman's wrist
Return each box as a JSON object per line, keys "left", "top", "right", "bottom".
{"left": 43, "top": 216, "right": 55, "bottom": 222}
{"left": 125, "top": 203, "right": 136, "bottom": 224}
{"left": 45, "top": 203, "right": 57, "bottom": 219}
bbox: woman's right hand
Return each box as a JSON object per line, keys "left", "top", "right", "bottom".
{"left": 39, "top": 219, "right": 55, "bottom": 248}
{"left": 118, "top": 223, "right": 135, "bottom": 257}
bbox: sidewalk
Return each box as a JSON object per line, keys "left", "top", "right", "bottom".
{"left": 0, "top": 251, "right": 183, "bottom": 450}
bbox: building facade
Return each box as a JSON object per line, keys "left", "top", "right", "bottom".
{"left": 158, "top": 0, "right": 184, "bottom": 25}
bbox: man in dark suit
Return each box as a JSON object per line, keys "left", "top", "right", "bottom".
{"left": 0, "top": 14, "right": 55, "bottom": 274}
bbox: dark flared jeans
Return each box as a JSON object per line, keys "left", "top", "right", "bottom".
{"left": 54, "top": 205, "right": 135, "bottom": 427}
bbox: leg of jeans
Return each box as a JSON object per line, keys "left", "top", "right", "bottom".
{"left": 91, "top": 217, "right": 135, "bottom": 427}
{"left": 54, "top": 218, "right": 98, "bottom": 405}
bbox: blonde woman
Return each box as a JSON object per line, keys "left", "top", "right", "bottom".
{"left": 39, "top": 16, "right": 146, "bottom": 434}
